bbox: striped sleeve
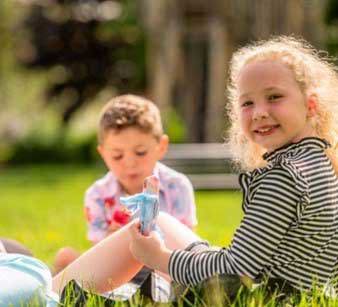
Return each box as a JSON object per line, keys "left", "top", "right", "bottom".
{"left": 169, "top": 167, "right": 303, "bottom": 286}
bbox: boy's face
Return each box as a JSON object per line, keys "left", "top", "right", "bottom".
{"left": 97, "top": 127, "right": 168, "bottom": 195}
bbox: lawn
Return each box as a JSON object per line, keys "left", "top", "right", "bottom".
{"left": 2, "top": 165, "right": 337, "bottom": 306}
{"left": 0, "top": 164, "right": 243, "bottom": 265}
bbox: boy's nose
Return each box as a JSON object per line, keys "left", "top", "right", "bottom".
{"left": 124, "top": 155, "right": 137, "bottom": 167}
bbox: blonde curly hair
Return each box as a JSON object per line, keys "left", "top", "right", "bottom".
{"left": 226, "top": 36, "right": 338, "bottom": 174}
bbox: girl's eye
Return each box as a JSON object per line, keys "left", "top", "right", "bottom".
{"left": 112, "top": 155, "right": 123, "bottom": 161}
{"left": 136, "top": 151, "right": 147, "bottom": 157}
{"left": 268, "top": 94, "right": 282, "bottom": 101}
{"left": 241, "top": 101, "right": 253, "bottom": 108}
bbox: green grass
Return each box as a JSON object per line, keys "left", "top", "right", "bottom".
{"left": 0, "top": 164, "right": 101, "bottom": 263}
{"left": 0, "top": 164, "right": 242, "bottom": 265}
{"left": 1, "top": 165, "right": 338, "bottom": 306}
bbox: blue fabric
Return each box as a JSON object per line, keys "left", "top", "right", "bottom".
{"left": 0, "top": 253, "right": 59, "bottom": 306}
{"left": 120, "top": 193, "right": 159, "bottom": 235}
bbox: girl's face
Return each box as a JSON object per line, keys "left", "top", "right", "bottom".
{"left": 97, "top": 127, "right": 168, "bottom": 194}
{"left": 237, "top": 60, "right": 316, "bottom": 152}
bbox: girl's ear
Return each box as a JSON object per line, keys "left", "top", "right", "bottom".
{"left": 306, "top": 94, "right": 318, "bottom": 118}
{"left": 157, "top": 134, "right": 169, "bottom": 159}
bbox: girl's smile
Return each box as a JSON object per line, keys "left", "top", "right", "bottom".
{"left": 238, "top": 60, "right": 316, "bottom": 152}
{"left": 254, "top": 124, "right": 280, "bottom": 136}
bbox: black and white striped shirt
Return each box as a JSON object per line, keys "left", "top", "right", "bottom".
{"left": 169, "top": 137, "right": 338, "bottom": 291}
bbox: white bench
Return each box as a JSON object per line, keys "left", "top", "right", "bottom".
{"left": 162, "top": 143, "right": 240, "bottom": 190}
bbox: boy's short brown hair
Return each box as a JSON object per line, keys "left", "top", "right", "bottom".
{"left": 98, "top": 94, "right": 163, "bottom": 144}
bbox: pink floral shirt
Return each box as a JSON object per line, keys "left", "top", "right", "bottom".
{"left": 84, "top": 162, "right": 197, "bottom": 243}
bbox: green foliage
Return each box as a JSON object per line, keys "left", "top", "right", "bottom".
{"left": 325, "top": 0, "right": 338, "bottom": 60}
{"left": 163, "top": 108, "right": 187, "bottom": 143}
{"left": 16, "top": 0, "right": 146, "bottom": 124}
{"left": 4, "top": 107, "right": 190, "bottom": 164}
{"left": 6, "top": 130, "right": 98, "bottom": 164}
{"left": 3, "top": 105, "right": 190, "bottom": 164}
{"left": 325, "top": 0, "right": 338, "bottom": 25}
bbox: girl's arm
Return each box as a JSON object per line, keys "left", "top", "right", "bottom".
{"left": 128, "top": 222, "right": 172, "bottom": 274}
{"left": 165, "top": 169, "right": 302, "bottom": 286}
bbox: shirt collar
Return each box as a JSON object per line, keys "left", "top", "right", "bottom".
{"left": 263, "top": 137, "right": 330, "bottom": 163}
{"left": 152, "top": 162, "right": 165, "bottom": 192}
{"left": 106, "top": 171, "right": 119, "bottom": 194}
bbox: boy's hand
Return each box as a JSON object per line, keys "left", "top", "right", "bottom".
{"left": 108, "top": 221, "right": 123, "bottom": 233}
{"left": 108, "top": 208, "right": 132, "bottom": 233}
{"left": 129, "top": 221, "right": 171, "bottom": 274}
{"left": 113, "top": 208, "right": 131, "bottom": 224}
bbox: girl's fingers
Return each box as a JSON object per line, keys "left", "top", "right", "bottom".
{"left": 150, "top": 230, "right": 162, "bottom": 241}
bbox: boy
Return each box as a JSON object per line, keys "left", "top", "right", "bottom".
{"left": 85, "top": 94, "right": 197, "bottom": 242}
{"left": 54, "top": 94, "right": 197, "bottom": 298}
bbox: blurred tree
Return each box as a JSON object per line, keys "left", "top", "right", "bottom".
{"left": 15, "top": 0, "right": 146, "bottom": 125}
{"left": 325, "top": 0, "right": 338, "bottom": 56}
{"left": 325, "top": 0, "right": 338, "bottom": 24}
{"left": 139, "top": 0, "right": 324, "bottom": 142}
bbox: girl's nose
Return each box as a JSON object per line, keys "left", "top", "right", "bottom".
{"left": 253, "top": 105, "right": 269, "bottom": 121}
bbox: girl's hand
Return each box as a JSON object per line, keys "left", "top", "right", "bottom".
{"left": 128, "top": 221, "right": 172, "bottom": 274}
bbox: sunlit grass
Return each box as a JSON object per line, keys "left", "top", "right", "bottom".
{"left": 1, "top": 165, "right": 336, "bottom": 306}
{"left": 0, "top": 164, "right": 242, "bottom": 265}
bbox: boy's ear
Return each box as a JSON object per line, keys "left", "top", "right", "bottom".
{"left": 157, "top": 134, "right": 169, "bottom": 159}
{"left": 97, "top": 144, "right": 110, "bottom": 169}
{"left": 306, "top": 94, "right": 318, "bottom": 118}
{"left": 97, "top": 145, "right": 104, "bottom": 159}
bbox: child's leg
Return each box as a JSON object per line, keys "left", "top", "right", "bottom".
{"left": 52, "top": 223, "right": 142, "bottom": 294}
{"left": 0, "top": 240, "right": 6, "bottom": 253}
{"left": 0, "top": 238, "right": 33, "bottom": 256}
{"left": 52, "top": 212, "right": 201, "bottom": 294}
{"left": 156, "top": 212, "right": 201, "bottom": 250}
{"left": 53, "top": 246, "right": 81, "bottom": 275}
